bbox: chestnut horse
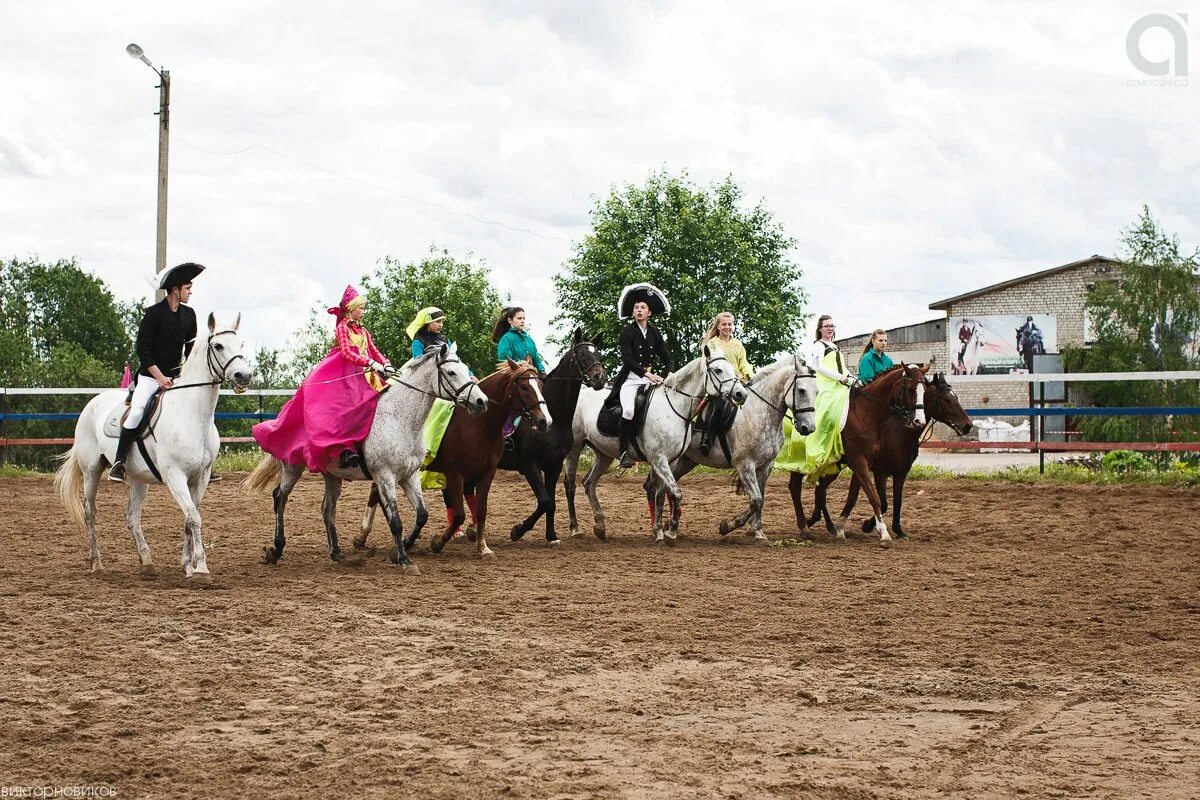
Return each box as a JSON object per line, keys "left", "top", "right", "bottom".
{"left": 786, "top": 364, "right": 927, "bottom": 543}
{"left": 799, "top": 371, "right": 972, "bottom": 540}
{"left": 359, "top": 358, "right": 551, "bottom": 558}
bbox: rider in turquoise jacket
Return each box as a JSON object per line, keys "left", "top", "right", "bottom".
{"left": 493, "top": 306, "right": 546, "bottom": 373}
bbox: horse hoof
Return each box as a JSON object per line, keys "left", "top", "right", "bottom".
{"left": 663, "top": 533, "right": 676, "bottom": 547}
{"left": 481, "top": 550, "right": 497, "bottom": 560}
{"left": 547, "top": 538, "right": 560, "bottom": 547}
{"left": 718, "top": 520, "right": 733, "bottom": 536}
{"left": 331, "top": 550, "right": 346, "bottom": 563}
{"left": 139, "top": 564, "right": 158, "bottom": 579}
{"left": 878, "top": 538, "right": 893, "bottom": 549}
{"left": 465, "top": 526, "right": 477, "bottom": 543}
{"left": 510, "top": 525, "right": 525, "bottom": 541}
{"left": 352, "top": 536, "right": 369, "bottom": 551}
{"left": 401, "top": 563, "right": 421, "bottom": 576}
{"left": 430, "top": 537, "right": 446, "bottom": 555}
{"left": 262, "top": 546, "right": 281, "bottom": 565}
{"left": 593, "top": 526, "right": 607, "bottom": 540}
{"left": 183, "top": 572, "right": 212, "bottom": 587}
{"left": 861, "top": 519, "right": 876, "bottom": 533}
{"left": 894, "top": 529, "right": 908, "bottom": 540}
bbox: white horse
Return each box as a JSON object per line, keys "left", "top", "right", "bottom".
{"left": 647, "top": 353, "right": 819, "bottom": 542}
{"left": 564, "top": 343, "right": 748, "bottom": 544}
{"left": 54, "top": 313, "right": 253, "bottom": 583}
{"left": 243, "top": 344, "right": 486, "bottom": 574}
{"left": 952, "top": 325, "right": 983, "bottom": 375}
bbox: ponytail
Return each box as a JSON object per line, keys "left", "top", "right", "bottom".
{"left": 491, "top": 306, "right": 524, "bottom": 343}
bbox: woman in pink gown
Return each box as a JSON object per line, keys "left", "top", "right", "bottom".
{"left": 253, "top": 285, "right": 392, "bottom": 472}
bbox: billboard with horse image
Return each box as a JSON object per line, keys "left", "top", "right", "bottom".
{"left": 948, "top": 314, "right": 1057, "bottom": 375}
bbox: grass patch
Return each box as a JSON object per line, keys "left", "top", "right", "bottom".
{"left": 213, "top": 449, "right": 269, "bottom": 473}
{"left": 0, "top": 463, "right": 44, "bottom": 477}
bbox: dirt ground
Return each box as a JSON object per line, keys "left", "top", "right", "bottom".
{"left": 1, "top": 470, "right": 1198, "bottom": 799}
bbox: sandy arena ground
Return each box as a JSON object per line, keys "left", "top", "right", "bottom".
{"left": 1, "top": 470, "right": 1198, "bottom": 799}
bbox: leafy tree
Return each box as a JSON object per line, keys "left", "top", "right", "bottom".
{"left": 360, "top": 248, "right": 506, "bottom": 376}
{"left": 552, "top": 169, "right": 806, "bottom": 371}
{"left": 1064, "top": 206, "right": 1200, "bottom": 443}
{"left": 1, "top": 257, "right": 130, "bottom": 375}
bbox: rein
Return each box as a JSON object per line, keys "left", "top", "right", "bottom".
{"left": 165, "top": 329, "right": 249, "bottom": 393}
{"left": 390, "top": 353, "right": 478, "bottom": 407}
{"left": 745, "top": 356, "right": 815, "bottom": 417}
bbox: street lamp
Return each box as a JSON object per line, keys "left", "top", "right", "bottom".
{"left": 126, "top": 43, "right": 170, "bottom": 289}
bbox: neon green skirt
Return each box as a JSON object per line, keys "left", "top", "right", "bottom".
{"left": 418, "top": 399, "right": 455, "bottom": 490}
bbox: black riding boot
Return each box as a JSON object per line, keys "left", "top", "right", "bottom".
{"left": 618, "top": 418, "right": 636, "bottom": 469}
{"left": 698, "top": 401, "right": 718, "bottom": 456}
{"left": 339, "top": 448, "right": 361, "bottom": 470}
{"left": 108, "top": 427, "right": 137, "bottom": 482}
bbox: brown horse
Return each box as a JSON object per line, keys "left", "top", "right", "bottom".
{"left": 786, "top": 364, "right": 927, "bottom": 543}
{"left": 362, "top": 358, "right": 551, "bottom": 559}
{"left": 799, "top": 372, "right": 972, "bottom": 540}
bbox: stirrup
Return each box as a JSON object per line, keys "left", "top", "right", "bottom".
{"left": 108, "top": 461, "right": 127, "bottom": 482}
{"left": 338, "top": 450, "right": 361, "bottom": 470}
{"left": 619, "top": 451, "right": 635, "bottom": 469}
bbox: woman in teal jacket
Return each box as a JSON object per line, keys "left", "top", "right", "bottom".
{"left": 492, "top": 306, "right": 546, "bottom": 373}
{"left": 856, "top": 328, "right": 894, "bottom": 383}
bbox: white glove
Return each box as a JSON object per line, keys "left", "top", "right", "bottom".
{"left": 369, "top": 360, "right": 388, "bottom": 376}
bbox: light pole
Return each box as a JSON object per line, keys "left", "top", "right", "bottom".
{"left": 126, "top": 43, "right": 169, "bottom": 292}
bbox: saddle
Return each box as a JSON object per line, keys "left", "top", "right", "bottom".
{"left": 597, "top": 383, "right": 655, "bottom": 439}
{"left": 102, "top": 389, "right": 164, "bottom": 439}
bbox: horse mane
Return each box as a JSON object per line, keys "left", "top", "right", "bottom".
{"left": 482, "top": 358, "right": 538, "bottom": 388}
{"left": 748, "top": 356, "right": 788, "bottom": 385}
{"left": 663, "top": 354, "right": 702, "bottom": 389}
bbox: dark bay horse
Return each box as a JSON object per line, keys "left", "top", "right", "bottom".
{"left": 502, "top": 329, "right": 605, "bottom": 545}
{"left": 360, "top": 358, "right": 551, "bottom": 558}
{"left": 801, "top": 372, "right": 972, "bottom": 539}
{"left": 786, "top": 364, "right": 927, "bottom": 543}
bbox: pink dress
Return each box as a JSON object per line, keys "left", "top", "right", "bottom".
{"left": 253, "top": 321, "right": 390, "bottom": 472}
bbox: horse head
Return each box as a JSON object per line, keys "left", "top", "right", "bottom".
{"left": 431, "top": 343, "right": 487, "bottom": 414}
{"left": 702, "top": 342, "right": 749, "bottom": 405}
{"left": 567, "top": 328, "right": 606, "bottom": 390}
{"left": 790, "top": 354, "right": 817, "bottom": 436}
{"left": 926, "top": 372, "right": 973, "bottom": 436}
{"left": 883, "top": 363, "right": 926, "bottom": 430}
{"left": 504, "top": 358, "right": 552, "bottom": 433}
{"left": 205, "top": 312, "right": 253, "bottom": 390}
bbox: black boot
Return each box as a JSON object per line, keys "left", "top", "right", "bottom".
{"left": 698, "top": 402, "right": 716, "bottom": 456}
{"left": 618, "top": 418, "right": 636, "bottom": 469}
{"left": 339, "top": 449, "right": 361, "bottom": 470}
{"left": 109, "top": 427, "right": 137, "bottom": 482}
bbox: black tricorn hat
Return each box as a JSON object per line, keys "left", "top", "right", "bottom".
{"left": 160, "top": 262, "right": 205, "bottom": 290}
{"left": 617, "top": 282, "right": 671, "bottom": 319}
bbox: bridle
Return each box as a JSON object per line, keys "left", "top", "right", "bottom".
{"left": 547, "top": 341, "right": 606, "bottom": 389}
{"left": 391, "top": 349, "right": 481, "bottom": 408}
{"left": 166, "top": 329, "right": 250, "bottom": 393}
{"left": 745, "top": 354, "right": 816, "bottom": 417}
{"left": 661, "top": 352, "right": 744, "bottom": 423}
{"left": 853, "top": 366, "right": 926, "bottom": 428}
{"left": 503, "top": 369, "right": 550, "bottom": 422}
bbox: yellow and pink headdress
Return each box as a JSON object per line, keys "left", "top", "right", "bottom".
{"left": 328, "top": 285, "right": 366, "bottom": 318}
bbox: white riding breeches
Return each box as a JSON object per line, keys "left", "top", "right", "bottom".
{"left": 123, "top": 376, "right": 161, "bottom": 430}
{"left": 620, "top": 374, "right": 648, "bottom": 420}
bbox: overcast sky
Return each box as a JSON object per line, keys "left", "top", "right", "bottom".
{"left": 3, "top": 0, "right": 1196, "bottom": 361}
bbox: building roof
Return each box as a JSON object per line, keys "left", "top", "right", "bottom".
{"left": 928, "top": 255, "right": 1121, "bottom": 310}
{"left": 837, "top": 317, "right": 945, "bottom": 348}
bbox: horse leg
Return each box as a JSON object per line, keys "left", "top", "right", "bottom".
{"left": 830, "top": 474, "right": 857, "bottom": 540}
{"left": 846, "top": 455, "right": 890, "bottom": 542}
{"left": 82, "top": 467, "right": 104, "bottom": 573}
{"left": 815, "top": 474, "right": 839, "bottom": 536}
{"left": 322, "top": 473, "right": 346, "bottom": 562}
{"left": 563, "top": 443, "right": 583, "bottom": 537}
{"left": 861, "top": 472, "right": 884, "bottom": 533}
{"left": 788, "top": 471, "right": 811, "bottom": 538}
{"left": 651, "top": 457, "right": 683, "bottom": 545}
{"left": 667, "top": 460, "right": 696, "bottom": 536}
{"left": 719, "top": 463, "right": 760, "bottom": 538}
{"left": 511, "top": 461, "right": 547, "bottom": 542}
{"left": 430, "top": 473, "right": 466, "bottom": 554}
{"left": 891, "top": 472, "right": 908, "bottom": 539}
{"left": 401, "top": 472, "right": 428, "bottom": 551}
{"left": 354, "top": 483, "right": 379, "bottom": 550}
{"left": 474, "top": 470, "right": 496, "bottom": 559}
{"left": 263, "top": 462, "right": 302, "bottom": 564}
{"left": 125, "top": 480, "right": 156, "bottom": 577}
{"left": 373, "top": 470, "right": 419, "bottom": 574}
{"left": 583, "top": 451, "right": 614, "bottom": 540}
{"left": 542, "top": 462, "right": 564, "bottom": 542}
{"left": 751, "top": 463, "right": 772, "bottom": 539}
{"left": 652, "top": 480, "right": 667, "bottom": 544}
{"left": 164, "top": 470, "right": 209, "bottom": 584}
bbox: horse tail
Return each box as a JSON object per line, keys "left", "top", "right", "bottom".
{"left": 243, "top": 454, "right": 282, "bottom": 494}
{"left": 53, "top": 447, "right": 86, "bottom": 532}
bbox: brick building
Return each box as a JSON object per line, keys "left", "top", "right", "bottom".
{"left": 928, "top": 254, "right": 1120, "bottom": 421}
{"left": 837, "top": 318, "right": 946, "bottom": 370}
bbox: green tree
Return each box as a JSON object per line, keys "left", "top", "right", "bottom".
{"left": 552, "top": 169, "right": 806, "bottom": 371}
{"left": 1064, "top": 206, "right": 1200, "bottom": 443}
{"left": 0, "top": 257, "right": 130, "bottom": 376}
{"left": 361, "top": 248, "right": 506, "bottom": 376}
